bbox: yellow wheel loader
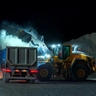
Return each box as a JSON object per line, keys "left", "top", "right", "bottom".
{"left": 36, "top": 44, "right": 95, "bottom": 81}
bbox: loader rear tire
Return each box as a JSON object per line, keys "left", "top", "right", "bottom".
{"left": 36, "top": 63, "right": 52, "bottom": 81}
{"left": 72, "top": 64, "right": 88, "bottom": 81}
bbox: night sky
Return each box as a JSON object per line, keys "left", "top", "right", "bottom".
{"left": 0, "top": 6, "right": 96, "bottom": 45}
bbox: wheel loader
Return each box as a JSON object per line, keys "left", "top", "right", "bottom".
{"left": 36, "top": 44, "right": 96, "bottom": 81}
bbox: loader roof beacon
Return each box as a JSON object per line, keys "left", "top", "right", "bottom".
{"left": 35, "top": 44, "right": 96, "bottom": 81}
{"left": 2, "top": 46, "right": 38, "bottom": 83}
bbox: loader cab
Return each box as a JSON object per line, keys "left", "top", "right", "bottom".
{"left": 58, "top": 44, "right": 72, "bottom": 60}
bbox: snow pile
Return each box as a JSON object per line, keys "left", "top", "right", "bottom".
{"left": 64, "top": 33, "right": 96, "bottom": 60}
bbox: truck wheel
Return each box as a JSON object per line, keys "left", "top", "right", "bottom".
{"left": 72, "top": 64, "right": 88, "bottom": 81}
{"left": 3, "top": 73, "right": 10, "bottom": 83}
{"left": 36, "top": 63, "right": 52, "bottom": 81}
{"left": 26, "top": 80, "right": 30, "bottom": 83}
{"left": 5, "top": 78, "right": 9, "bottom": 83}
{"left": 30, "top": 80, "right": 35, "bottom": 84}
{"left": 26, "top": 80, "right": 35, "bottom": 84}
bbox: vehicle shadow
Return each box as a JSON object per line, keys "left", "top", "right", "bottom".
{"left": 7, "top": 78, "right": 96, "bottom": 85}
{"left": 35, "top": 79, "right": 96, "bottom": 84}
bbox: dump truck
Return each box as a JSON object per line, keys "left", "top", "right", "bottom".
{"left": 35, "top": 44, "right": 96, "bottom": 81}
{"left": 1, "top": 46, "right": 38, "bottom": 83}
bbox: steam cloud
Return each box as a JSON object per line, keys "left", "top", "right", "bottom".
{"left": 0, "top": 29, "right": 30, "bottom": 50}
{"left": 0, "top": 21, "right": 53, "bottom": 59}
{"left": 0, "top": 21, "right": 36, "bottom": 50}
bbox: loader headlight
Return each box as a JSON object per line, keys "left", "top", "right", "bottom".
{"left": 45, "top": 54, "right": 51, "bottom": 58}
{"left": 57, "top": 44, "right": 61, "bottom": 47}
{"left": 38, "top": 56, "right": 45, "bottom": 59}
{"left": 72, "top": 45, "right": 78, "bottom": 51}
{"left": 51, "top": 44, "right": 61, "bottom": 48}
{"left": 51, "top": 44, "right": 56, "bottom": 48}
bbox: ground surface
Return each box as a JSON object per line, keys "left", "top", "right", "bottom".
{"left": 0, "top": 74, "right": 96, "bottom": 96}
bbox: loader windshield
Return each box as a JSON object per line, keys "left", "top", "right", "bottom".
{"left": 62, "top": 46, "right": 70, "bottom": 60}
{"left": 58, "top": 45, "right": 70, "bottom": 60}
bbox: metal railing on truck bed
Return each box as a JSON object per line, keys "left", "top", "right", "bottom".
{"left": 6, "top": 46, "right": 37, "bottom": 68}
{"left": 1, "top": 46, "right": 38, "bottom": 83}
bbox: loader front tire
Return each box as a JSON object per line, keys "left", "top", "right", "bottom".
{"left": 36, "top": 63, "right": 52, "bottom": 81}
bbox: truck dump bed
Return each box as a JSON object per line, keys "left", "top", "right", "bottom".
{"left": 0, "top": 49, "right": 6, "bottom": 66}
{"left": 6, "top": 46, "right": 37, "bottom": 67}
{"left": 2, "top": 46, "right": 37, "bottom": 83}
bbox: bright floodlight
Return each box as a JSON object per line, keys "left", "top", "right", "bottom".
{"left": 38, "top": 56, "right": 45, "bottom": 59}
{"left": 73, "top": 45, "right": 78, "bottom": 51}
{"left": 45, "top": 54, "right": 51, "bottom": 58}
{"left": 51, "top": 44, "right": 56, "bottom": 48}
{"left": 57, "top": 44, "right": 61, "bottom": 47}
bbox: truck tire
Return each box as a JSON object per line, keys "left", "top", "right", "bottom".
{"left": 5, "top": 78, "right": 9, "bottom": 83}
{"left": 36, "top": 63, "right": 53, "bottom": 81}
{"left": 30, "top": 80, "right": 35, "bottom": 84}
{"left": 3, "top": 73, "right": 10, "bottom": 83}
{"left": 72, "top": 64, "right": 88, "bottom": 81}
{"left": 26, "top": 80, "right": 35, "bottom": 84}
